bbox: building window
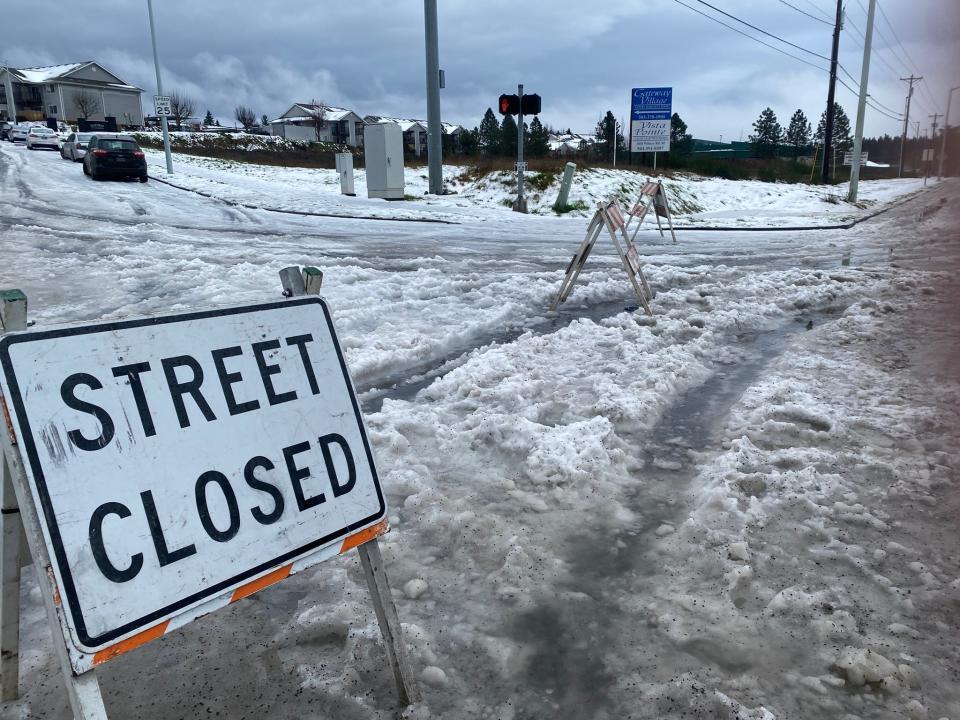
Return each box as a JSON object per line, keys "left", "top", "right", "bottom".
{"left": 47, "top": 84, "right": 56, "bottom": 94}
{"left": 49, "top": 105, "right": 58, "bottom": 115}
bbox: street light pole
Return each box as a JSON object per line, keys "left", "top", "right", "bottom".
{"left": 423, "top": 0, "right": 443, "bottom": 194}
{"left": 146, "top": 0, "right": 173, "bottom": 175}
{"left": 939, "top": 86, "right": 958, "bottom": 180}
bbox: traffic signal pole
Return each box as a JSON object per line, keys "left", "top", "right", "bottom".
{"left": 514, "top": 83, "right": 526, "bottom": 213}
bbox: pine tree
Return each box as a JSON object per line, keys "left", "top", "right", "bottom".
{"left": 815, "top": 103, "right": 853, "bottom": 154}
{"left": 595, "top": 110, "right": 620, "bottom": 161}
{"left": 670, "top": 112, "right": 694, "bottom": 156}
{"left": 203, "top": 110, "right": 215, "bottom": 126}
{"left": 261, "top": 114, "right": 268, "bottom": 126}
{"left": 500, "top": 114, "right": 518, "bottom": 157}
{"left": 750, "top": 107, "right": 783, "bottom": 158}
{"left": 527, "top": 117, "right": 549, "bottom": 157}
{"left": 459, "top": 127, "right": 479, "bottom": 156}
{"left": 478, "top": 108, "right": 501, "bottom": 156}
{"left": 785, "top": 109, "right": 812, "bottom": 157}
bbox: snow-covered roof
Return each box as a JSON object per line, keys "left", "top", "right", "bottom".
{"left": 547, "top": 132, "right": 596, "bottom": 151}
{"left": 272, "top": 104, "right": 360, "bottom": 124}
{"left": 364, "top": 115, "right": 463, "bottom": 134}
{"left": 2, "top": 62, "right": 142, "bottom": 91}
{"left": 7, "top": 63, "right": 85, "bottom": 83}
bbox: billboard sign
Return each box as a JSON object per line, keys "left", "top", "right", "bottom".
{"left": 630, "top": 87, "right": 672, "bottom": 153}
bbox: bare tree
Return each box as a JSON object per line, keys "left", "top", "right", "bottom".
{"left": 72, "top": 89, "right": 101, "bottom": 120}
{"left": 234, "top": 105, "right": 256, "bottom": 130}
{"left": 305, "top": 100, "right": 327, "bottom": 142}
{"left": 169, "top": 90, "right": 195, "bottom": 131}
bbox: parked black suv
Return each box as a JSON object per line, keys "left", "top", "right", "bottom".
{"left": 83, "top": 134, "right": 148, "bottom": 182}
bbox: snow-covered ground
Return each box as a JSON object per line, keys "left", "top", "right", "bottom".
{"left": 1, "top": 142, "right": 958, "bottom": 720}
{"left": 140, "top": 148, "right": 929, "bottom": 226}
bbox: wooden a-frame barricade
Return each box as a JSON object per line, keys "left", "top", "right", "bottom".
{"left": 550, "top": 199, "right": 653, "bottom": 314}
{"left": 0, "top": 270, "right": 420, "bottom": 719}
{"left": 625, "top": 179, "right": 677, "bottom": 245}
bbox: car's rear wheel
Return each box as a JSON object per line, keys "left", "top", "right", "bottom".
{"left": 83, "top": 163, "right": 90, "bottom": 176}
{"left": 139, "top": 175, "right": 148, "bottom": 183}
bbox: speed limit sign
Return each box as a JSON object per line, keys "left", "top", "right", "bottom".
{"left": 154, "top": 95, "right": 172, "bottom": 116}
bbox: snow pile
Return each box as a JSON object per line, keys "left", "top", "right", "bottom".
{"left": 141, "top": 149, "right": 929, "bottom": 226}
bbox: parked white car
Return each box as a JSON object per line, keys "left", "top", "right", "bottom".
{"left": 60, "top": 132, "right": 94, "bottom": 161}
{"left": 8, "top": 124, "right": 31, "bottom": 143}
{"left": 25, "top": 126, "right": 60, "bottom": 150}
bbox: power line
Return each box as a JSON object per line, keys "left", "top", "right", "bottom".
{"left": 671, "top": 0, "right": 831, "bottom": 72}
{"left": 688, "top": 0, "right": 832, "bottom": 62}
{"left": 670, "top": 0, "right": 903, "bottom": 125}
{"left": 797, "top": 0, "right": 834, "bottom": 21}
{"left": 778, "top": 0, "right": 832, "bottom": 25}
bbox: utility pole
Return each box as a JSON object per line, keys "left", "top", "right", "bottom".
{"left": 423, "top": 0, "right": 443, "bottom": 194}
{"left": 821, "top": 0, "right": 843, "bottom": 184}
{"left": 927, "top": 113, "right": 941, "bottom": 182}
{"left": 847, "top": 0, "right": 875, "bottom": 202}
{"left": 939, "top": 86, "right": 959, "bottom": 180}
{"left": 146, "top": 0, "right": 173, "bottom": 175}
{"left": 898, "top": 75, "right": 921, "bottom": 177}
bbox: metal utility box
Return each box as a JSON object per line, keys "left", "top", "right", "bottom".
{"left": 335, "top": 152, "right": 356, "bottom": 196}
{"left": 364, "top": 122, "right": 405, "bottom": 200}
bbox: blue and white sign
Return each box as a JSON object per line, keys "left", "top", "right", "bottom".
{"left": 630, "top": 87, "right": 672, "bottom": 153}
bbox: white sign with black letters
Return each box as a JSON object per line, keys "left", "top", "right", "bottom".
{"left": 0, "top": 298, "right": 385, "bottom": 661}
{"left": 154, "top": 95, "right": 171, "bottom": 117}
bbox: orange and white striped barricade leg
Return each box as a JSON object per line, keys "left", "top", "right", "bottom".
{"left": 601, "top": 202, "right": 652, "bottom": 315}
{"left": 0, "top": 289, "right": 110, "bottom": 720}
{"left": 279, "top": 267, "right": 421, "bottom": 707}
{"left": 549, "top": 210, "right": 605, "bottom": 311}
{"left": 658, "top": 181, "right": 678, "bottom": 243}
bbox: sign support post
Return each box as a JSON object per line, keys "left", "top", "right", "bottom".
{"left": 146, "top": 0, "right": 174, "bottom": 175}
{"left": 0, "top": 290, "right": 110, "bottom": 719}
{"left": 279, "top": 267, "right": 421, "bottom": 708}
{"left": 0, "top": 290, "right": 25, "bottom": 702}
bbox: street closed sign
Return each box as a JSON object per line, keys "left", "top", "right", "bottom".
{"left": 0, "top": 298, "right": 385, "bottom": 659}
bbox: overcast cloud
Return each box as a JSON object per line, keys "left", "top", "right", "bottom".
{"left": 3, "top": 0, "right": 958, "bottom": 140}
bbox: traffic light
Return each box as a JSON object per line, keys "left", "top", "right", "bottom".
{"left": 521, "top": 93, "right": 541, "bottom": 115}
{"left": 499, "top": 94, "right": 520, "bottom": 115}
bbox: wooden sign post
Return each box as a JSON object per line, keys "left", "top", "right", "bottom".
{"left": 625, "top": 179, "right": 677, "bottom": 244}
{"left": 0, "top": 274, "right": 419, "bottom": 719}
{"left": 550, "top": 200, "right": 652, "bottom": 314}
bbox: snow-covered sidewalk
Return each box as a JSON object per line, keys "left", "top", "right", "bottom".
{"left": 143, "top": 149, "right": 930, "bottom": 227}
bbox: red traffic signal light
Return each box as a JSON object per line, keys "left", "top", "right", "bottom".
{"left": 521, "top": 93, "right": 541, "bottom": 115}
{"left": 499, "top": 94, "right": 520, "bottom": 115}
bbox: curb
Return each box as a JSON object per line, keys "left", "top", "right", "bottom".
{"left": 147, "top": 174, "right": 459, "bottom": 225}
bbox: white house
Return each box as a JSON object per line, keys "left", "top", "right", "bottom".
{"left": 548, "top": 132, "right": 597, "bottom": 156}
{"left": 269, "top": 103, "right": 364, "bottom": 146}
{"left": 0, "top": 61, "right": 143, "bottom": 125}
{"left": 364, "top": 116, "right": 464, "bottom": 156}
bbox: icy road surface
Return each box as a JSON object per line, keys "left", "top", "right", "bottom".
{"left": 1, "top": 143, "right": 958, "bottom": 720}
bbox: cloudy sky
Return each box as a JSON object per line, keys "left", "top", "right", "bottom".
{"left": 4, "top": 0, "right": 958, "bottom": 140}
